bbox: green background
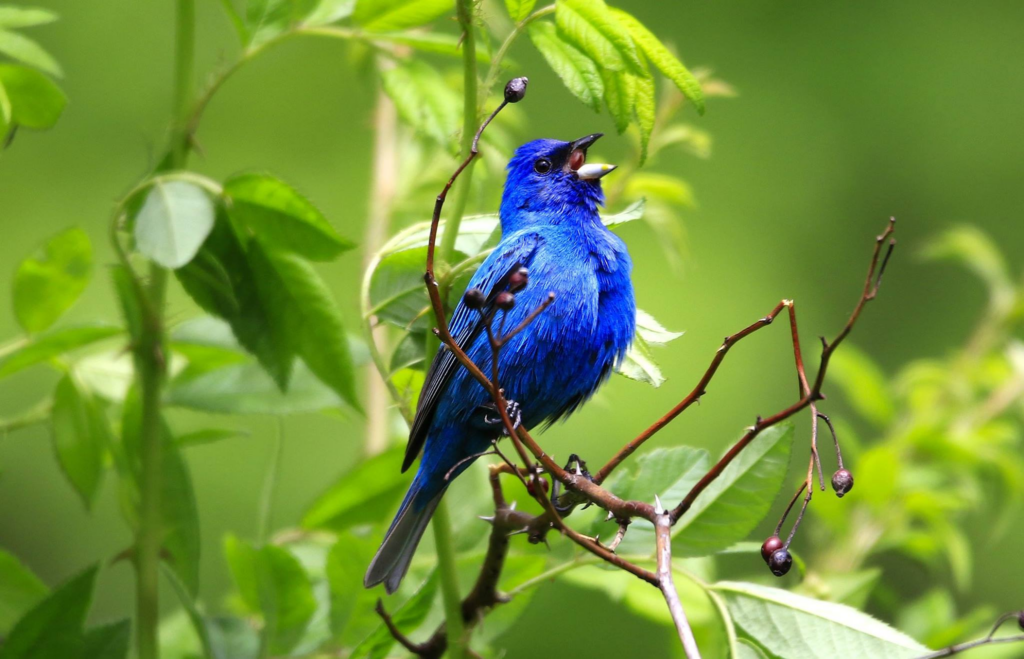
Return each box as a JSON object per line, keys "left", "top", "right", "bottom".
{"left": 2, "top": 0, "right": 1022, "bottom": 653}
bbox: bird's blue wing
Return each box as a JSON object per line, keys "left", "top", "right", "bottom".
{"left": 402, "top": 233, "right": 542, "bottom": 472}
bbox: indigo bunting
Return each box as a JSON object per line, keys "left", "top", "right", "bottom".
{"left": 365, "top": 134, "right": 636, "bottom": 593}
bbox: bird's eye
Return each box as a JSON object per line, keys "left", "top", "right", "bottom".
{"left": 534, "top": 158, "right": 552, "bottom": 175}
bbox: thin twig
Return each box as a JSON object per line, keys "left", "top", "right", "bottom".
{"left": 655, "top": 511, "right": 701, "bottom": 659}
{"left": 914, "top": 610, "right": 1024, "bottom": 658}
{"left": 670, "top": 219, "right": 896, "bottom": 522}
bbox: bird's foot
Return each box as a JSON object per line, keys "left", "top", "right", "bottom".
{"left": 478, "top": 398, "right": 522, "bottom": 434}
{"left": 552, "top": 454, "right": 595, "bottom": 516}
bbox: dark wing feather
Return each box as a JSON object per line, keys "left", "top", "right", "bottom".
{"left": 401, "top": 234, "right": 541, "bottom": 472}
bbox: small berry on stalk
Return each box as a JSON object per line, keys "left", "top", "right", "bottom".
{"left": 504, "top": 77, "right": 528, "bottom": 103}
{"left": 496, "top": 291, "right": 515, "bottom": 310}
{"left": 761, "top": 536, "right": 784, "bottom": 563}
{"left": 526, "top": 477, "right": 549, "bottom": 498}
{"left": 831, "top": 469, "right": 854, "bottom": 498}
{"left": 1018, "top": 610, "right": 1024, "bottom": 631}
{"left": 509, "top": 267, "right": 529, "bottom": 293}
{"left": 464, "top": 288, "right": 486, "bottom": 309}
{"left": 768, "top": 549, "right": 793, "bottom": 577}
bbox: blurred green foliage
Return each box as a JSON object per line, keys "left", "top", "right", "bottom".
{"left": 1, "top": 0, "right": 1023, "bottom": 658}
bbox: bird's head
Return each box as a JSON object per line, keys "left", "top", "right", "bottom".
{"left": 500, "top": 133, "right": 616, "bottom": 231}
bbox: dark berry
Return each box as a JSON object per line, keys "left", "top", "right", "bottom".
{"left": 768, "top": 549, "right": 793, "bottom": 577}
{"left": 508, "top": 267, "right": 529, "bottom": 293}
{"left": 831, "top": 469, "right": 854, "bottom": 498}
{"left": 463, "top": 288, "right": 486, "bottom": 309}
{"left": 761, "top": 536, "right": 784, "bottom": 563}
{"left": 1018, "top": 610, "right": 1024, "bottom": 631}
{"left": 526, "top": 477, "right": 549, "bottom": 497}
{"left": 495, "top": 291, "right": 515, "bottom": 310}
{"left": 504, "top": 77, "right": 528, "bottom": 103}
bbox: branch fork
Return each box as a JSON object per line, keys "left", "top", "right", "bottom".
{"left": 388, "top": 80, "right": 897, "bottom": 658}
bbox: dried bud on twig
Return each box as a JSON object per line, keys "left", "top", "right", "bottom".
{"left": 831, "top": 469, "right": 854, "bottom": 497}
{"left": 504, "top": 77, "right": 528, "bottom": 103}
{"left": 768, "top": 548, "right": 793, "bottom": 577}
{"left": 496, "top": 291, "right": 516, "bottom": 311}
{"left": 761, "top": 536, "right": 784, "bottom": 563}
{"left": 509, "top": 267, "right": 529, "bottom": 293}
{"left": 464, "top": 287, "right": 486, "bottom": 309}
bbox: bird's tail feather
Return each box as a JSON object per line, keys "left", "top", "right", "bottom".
{"left": 364, "top": 479, "right": 446, "bottom": 594}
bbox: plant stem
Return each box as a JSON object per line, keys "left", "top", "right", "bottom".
{"left": 135, "top": 264, "right": 168, "bottom": 659}
{"left": 363, "top": 85, "right": 400, "bottom": 456}
{"left": 136, "top": 2, "right": 194, "bottom": 658}
{"left": 431, "top": 498, "right": 467, "bottom": 659}
{"left": 437, "top": 0, "right": 480, "bottom": 265}
{"left": 429, "top": 2, "right": 479, "bottom": 657}
{"left": 482, "top": 4, "right": 555, "bottom": 93}
{"left": 257, "top": 419, "right": 284, "bottom": 544}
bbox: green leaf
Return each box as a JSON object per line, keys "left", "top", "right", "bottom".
{"left": 713, "top": 581, "right": 929, "bottom": 658}
{"left": 122, "top": 392, "right": 201, "bottom": 595}
{"left": 626, "top": 172, "right": 694, "bottom": 205}
{"left": 223, "top": 173, "right": 353, "bottom": 261}
{"left": 246, "top": 0, "right": 317, "bottom": 46}
{"left": 381, "top": 59, "right": 458, "bottom": 151}
{"left": 168, "top": 358, "right": 344, "bottom": 414}
{"left": 505, "top": 0, "right": 536, "bottom": 22}
{"left": 303, "top": 446, "right": 409, "bottom": 531}
{"left": 0, "top": 63, "right": 65, "bottom": 129}
{"left": 828, "top": 344, "right": 895, "bottom": 427}
{"left": 0, "top": 565, "right": 96, "bottom": 659}
{"left": 0, "top": 7, "right": 58, "bottom": 29}
{"left": 636, "top": 308, "right": 683, "bottom": 345}
{"left": 616, "top": 335, "right": 665, "bottom": 386}
{"left": 352, "top": 571, "right": 438, "bottom": 659}
{"left": 0, "top": 549, "right": 47, "bottom": 634}
{"left": 176, "top": 215, "right": 293, "bottom": 389}
{"left": 610, "top": 8, "right": 705, "bottom": 114}
{"left": 304, "top": 0, "right": 355, "bottom": 25}
{"left": 13, "top": 226, "right": 92, "bottom": 334}
{"left": 360, "top": 31, "right": 487, "bottom": 60}
{"left": 248, "top": 241, "right": 359, "bottom": 409}
{"left": 0, "top": 28, "right": 61, "bottom": 77}
{"left": 353, "top": 0, "right": 451, "bottom": 32}
{"left": 133, "top": 180, "right": 215, "bottom": 269}
{"left": 601, "top": 198, "right": 645, "bottom": 228}
{"left": 555, "top": 0, "right": 643, "bottom": 74}
{"left": 922, "top": 225, "right": 1014, "bottom": 308}
{"left": 78, "top": 621, "right": 131, "bottom": 659}
{"left": 673, "top": 422, "right": 794, "bottom": 557}
{"left": 633, "top": 69, "right": 655, "bottom": 163}
{"left": 51, "top": 374, "right": 111, "bottom": 509}
{"left": 176, "top": 427, "right": 246, "bottom": 447}
{"left": 218, "top": 0, "right": 250, "bottom": 44}
{"left": 167, "top": 316, "right": 343, "bottom": 415}
{"left": 600, "top": 68, "right": 634, "bottom": 134}
{"left": 597, "top": 445, "right": 710, "bottom": 555}
{"left": 736, "top": 638, "right": 770, "bottom": 659}
{"left": 0, "top": 77, "right": 11, "bottom": 129}
{"left": 0, "top": 324, "right": 121, "bottom": 379}
{"left": 529, "top": 22, "right": 603, "bottom": 113}
{"left": 325, "top": 533, "right": 379, "bottom": 644}
{"left": 224, "top": 536, "right": 317, "bottom": 656}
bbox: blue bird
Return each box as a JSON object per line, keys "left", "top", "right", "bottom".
{"left": 365, "top": 133, "right": 636, "bottom": 593}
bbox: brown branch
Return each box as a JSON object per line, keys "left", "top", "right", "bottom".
{"left": 655, "top": 509, "right": 701, "bottom": 659}
{"left": 671, "top": 219, "right": 896, "bottom": 522}
{"left": 375, "top": 599, "right": 428, "bottom": 655}
{"left": 595, "top": 300, "right": 789, "bottom": 484}
{"left": 915, "top": 611, "right": 1024, "bottom": 659}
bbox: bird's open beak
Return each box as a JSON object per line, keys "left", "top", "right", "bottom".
{"left": 569, "top": 133, "right": 617, "bottom": 180}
